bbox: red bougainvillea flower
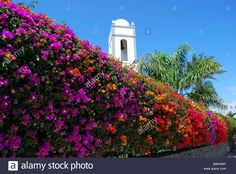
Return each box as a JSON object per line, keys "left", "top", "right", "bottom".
{"left": 87, "top": 67, "right": 94, "bottom": 73}
{"left": 145, "top": 147, "right": 151, "bottom": 155}
{"left": 107, "top": 124, "right": 116, "bottom": 134}
{"left": 147, "top": 135, "right": 154, "bottom": 145}
{"left": 71, "top": 68, "right": 81, "bottom": 77}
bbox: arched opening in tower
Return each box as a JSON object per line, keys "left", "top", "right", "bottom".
{"left": 120, "top": 39, "right": 128, "bottom": 61}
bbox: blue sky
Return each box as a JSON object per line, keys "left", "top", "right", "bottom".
{"left": 14, "top": 0, "right": 236, "bottom": 112}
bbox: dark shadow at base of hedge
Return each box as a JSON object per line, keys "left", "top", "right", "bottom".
{"left": 103, "top": 138, "right": 236, "bottom": 158}
{"left": 102, "top": 145, "right": 208, "bottom": 158}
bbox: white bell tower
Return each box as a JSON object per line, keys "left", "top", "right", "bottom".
{"left": 108, "top": 19, "right": 137, "bottom": 66}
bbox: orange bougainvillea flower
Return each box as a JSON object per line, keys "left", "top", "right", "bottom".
{"left": 155, "top": 94, "right": 167, "bottom": 101}
{"left": 165, "top": 139, "right": 170, "bottom": 147}
{"left": 83, "top": 60, "right": 90, "bottom": 67}
{"left": 120, "top": 135, "right": 127, "bottom": 146}
{"left": 107, "top": 124, "right": 116, "bottom": 134}
{"left": 139, "top": 115, "right": 147, "bottom": 122}
{"left": 71, "top": 68, "right": 81, "bottom": 77}
{"left": 129, "top": 78, "right": 136, "bottom": 85}
{"left": 145, "top": 90, "right": 155, "bottom": 96}
{"left": 39, "top": 39, "right": 47, "bottom": 44}
{"left": 147, "top": 135, "right": 153, "bottom": 145}
{"left": 4, "top": 52, "right": 15, "bottom": 61}
{"left": 198, "top": 103, "right": 205, "bottom": 109}
{"left": 4, "top": 52, "right": 11, "bottom": 58}
{"left": 2, "top": 0, "right": 11, "bottom": 3}
{"left": 119, "top": 114, "right": 125, "bottom": 122}
{"left": 162, "top": 104, "right": 174, "bottom": 113}
{"left": 83, "top": 59, "right": 94, "bottom": 67}
{"left": 184, "top": 134, "right": 189, "bottom": 138}
{"left": 100, "top": 89, "right": 106, "bottom": 93}
{"left": 107, "top": 82, "right": 117, "bottom": 91}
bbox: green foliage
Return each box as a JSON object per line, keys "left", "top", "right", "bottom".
{"left": 139, "top": 44, "right": 224, "bottom": 108}
{"left": 188, "top": 81, "right": 222, "bottom": 108}
{"left": 227, "top": 111, "right": 236, "bottom": 118}
{"left": 60, "top": 20, "right": 67, "bottom": 26}
{"left": 226, "top": 116, "right": 236, "bottom": 136}
{"left": 220, "top": 116, "right": 233, "bottom": 139}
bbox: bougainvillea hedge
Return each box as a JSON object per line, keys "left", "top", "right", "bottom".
{"left": 0, "top": 1, "right": 230, "bottom": 157}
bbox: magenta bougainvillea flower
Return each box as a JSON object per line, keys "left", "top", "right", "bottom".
{"left": 37, "top": 141, "right": 52, "bottom": 158}
{"left": 0, "top": 76, "right": 8, "bottom": 87}
{"left": 16, "top": 27, "right": 26, "bottom": 36}
{"left": 41, "top": 50, "right": 49, "bottom": 60}
{"left": 50, "top": 41, "right": 63, "bottom": 52}
{"left": 6, "top": 135, "right": 21, "bottom": 150}
{"left": 76, "top": 88, "right": 90, "bottom": 103}
{"left": 17, "top": 65, "right": 32, "bottom": 78}
{"left": 1, "top": 29, "right": 15, "bottom": 40}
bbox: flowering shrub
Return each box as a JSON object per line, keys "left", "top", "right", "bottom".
{"left": 0, "top": 1, "right": 229, "bottom": 157}
{"left": 206, "top": 111, "right": 227, "bottom": 144}
{"left": 220, "top": 115, "right": 236, "bottom": 139}
{"left": 229, "top": 117, "right": 236, "bottom": 136}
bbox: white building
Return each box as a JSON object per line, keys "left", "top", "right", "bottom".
{"left": 108, "top": 19, "right": 137, "bottom": 66}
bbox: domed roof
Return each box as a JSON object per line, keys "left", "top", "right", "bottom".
{"left": 113, "top": 19, "right": 130, "bottom": 26}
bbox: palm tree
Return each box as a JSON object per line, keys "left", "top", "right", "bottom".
{"left": 227, "top": 111, "right": 236, "bottom": 118}
{"left": 139, "top": 44, "right": 224, "bottom": 108}
{"left": 18, "top": 0, "right": 38, "bottom": 9}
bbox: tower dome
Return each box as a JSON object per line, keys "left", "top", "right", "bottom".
{"left": 113, "top": 19, "right": 130, "bottom": 26}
